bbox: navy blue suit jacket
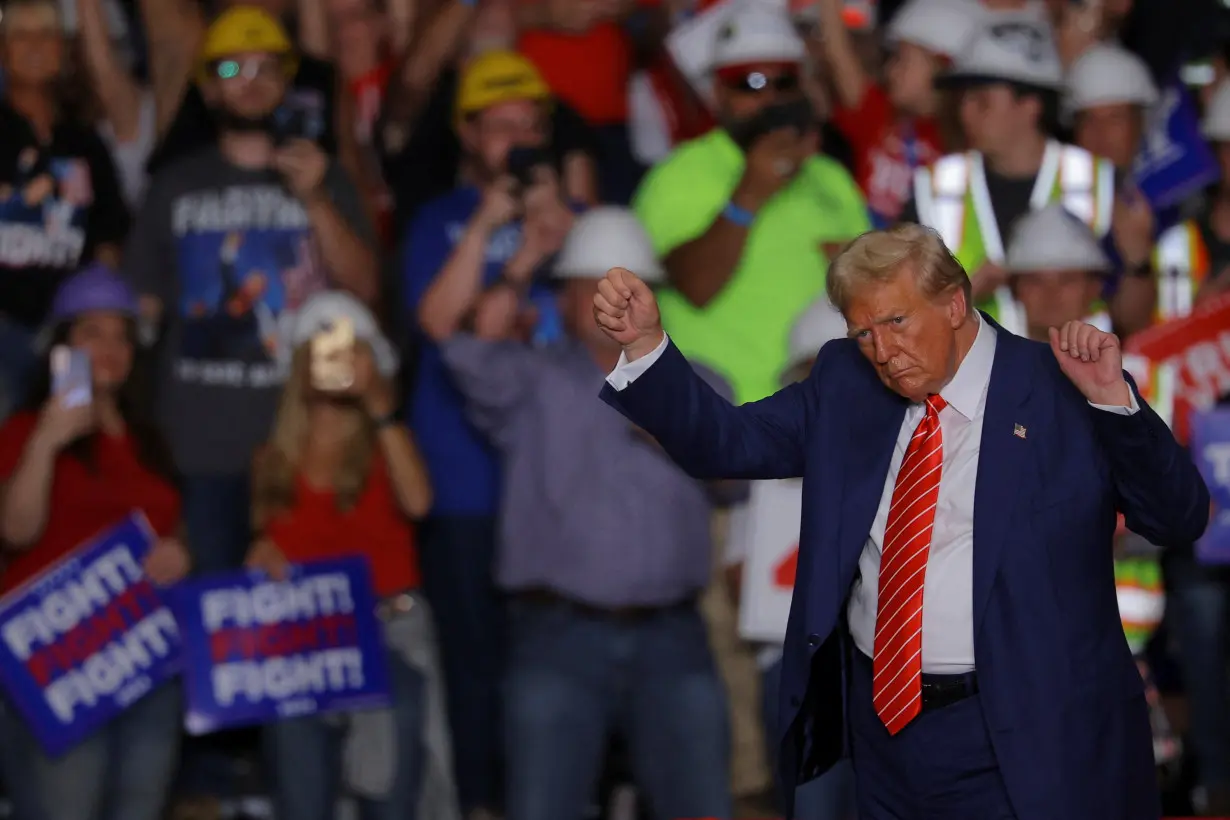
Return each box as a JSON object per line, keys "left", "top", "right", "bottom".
{"left": 600, "top": 323, "right": 1209, "bottom": 820}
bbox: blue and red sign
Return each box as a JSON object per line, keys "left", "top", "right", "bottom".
{"left": 0, "top": 513, "right": 181, "bottom": 756}
{"left": 1193, "top": 409, "right": 1230, "bottom": 564}
{"left": 169, "top": 557, "right": 390, "bottom": 734}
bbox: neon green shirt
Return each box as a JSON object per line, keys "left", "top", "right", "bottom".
{"left": 633, "top": 129, "right": 870, "bottom": 404}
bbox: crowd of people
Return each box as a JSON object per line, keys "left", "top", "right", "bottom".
{"left": 0, "top": 0, "right": 1226, "bottom": 817}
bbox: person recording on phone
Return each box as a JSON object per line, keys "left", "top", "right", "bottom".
{"left": 243, "top": 291, "right": 449, "bottom": 820}
{"left": 0, "top": 264, "right": 189, "bottom": 820}
{"left": 400, "top": 50, "right": 576, "bottom": 812}
{"left": 632, "top": 1, "right": 869, "bottom": 406}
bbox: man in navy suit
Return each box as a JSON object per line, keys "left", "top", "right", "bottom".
{"left": 592, "top": 223, "right": 1209, "bottom": 820}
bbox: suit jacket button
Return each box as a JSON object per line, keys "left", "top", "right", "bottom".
{"left": 807, "top": 633, "right": 820, "bottom": 647}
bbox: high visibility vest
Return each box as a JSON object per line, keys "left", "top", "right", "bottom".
{"left": 913, "top": 140, "right": 1115, "bottom": 336}
{"left": 1122, "top": 352, "right": 1177, "bottom": 430}
{"left": 1115, "top": 556, "right": 1165, "bottom": 656}
{"left": 1084, "top": 310, "right": 1112, "bottom": 333}
{"left": 1152, "top": 219, "right": 1212, "bottom": 323}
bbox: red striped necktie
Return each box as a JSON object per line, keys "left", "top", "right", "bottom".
{"left": 872, "top": 393, "right": 947, "bottom": 736}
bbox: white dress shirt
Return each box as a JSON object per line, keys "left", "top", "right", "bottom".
{"left": 607, "top": 319, "right": 1138, "bottom": 673}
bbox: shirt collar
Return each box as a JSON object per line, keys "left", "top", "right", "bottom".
{"left": 938, "top": 313, "right": 997, "bottom": 421}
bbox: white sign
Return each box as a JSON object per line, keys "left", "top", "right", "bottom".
{"left": 732, "top": 479, "right": 804, "bottom": 643}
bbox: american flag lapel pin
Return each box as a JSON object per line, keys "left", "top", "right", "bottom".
{"left": 1013, "top": 424, "right": 1027, "bottom": 440}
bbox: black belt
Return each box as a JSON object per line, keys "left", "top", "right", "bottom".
{"left": 516, "top": 589, "right": 695, "bottom": 622}
{"left": 857, "top": 651, "right": 979, "bottom": 712}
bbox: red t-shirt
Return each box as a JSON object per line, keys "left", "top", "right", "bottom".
{"left": 263, "top": 455, "right": 420, "bottom": 598}
{"left": 832, "top": 84, "right": 944, "bottom": 225}
{"left": 0, "top": 413, "right": 181, "bottom": 594}
{"left": 518, "top": 0, "right": 659, "bottom": 126}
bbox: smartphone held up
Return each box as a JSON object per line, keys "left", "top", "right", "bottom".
{"left": 50, "top": 345, "right": 92, "bottom": 409}
{"left": 310, "top": 317, "right": 356, "bottom": 393}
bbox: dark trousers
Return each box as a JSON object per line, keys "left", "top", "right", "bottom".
{"left": 848, "top": 652, "right": 1016, "bottom": 820}
{"left": 418, "top": 515, "right": 505, "bottom": 813}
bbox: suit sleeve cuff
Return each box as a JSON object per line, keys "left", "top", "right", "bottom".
{"left": 605, "top": 333, "right": 670, "bottom": 391}
{"left": 1089, "top": 387, "right": 1140, "bottom": 416}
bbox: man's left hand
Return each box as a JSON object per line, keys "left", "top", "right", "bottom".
{"left": 1048, "top": 320, "right": 1132, "bottom": 406}
{"left": 273, "top": 139, "right": 328, "bottom": 201}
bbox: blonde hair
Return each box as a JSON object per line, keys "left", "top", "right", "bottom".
{"left": 252, "top": 343, "right": 376, "bottom": 529}
{"left": 825, "top": 223, "right": 972, "bottom": 314}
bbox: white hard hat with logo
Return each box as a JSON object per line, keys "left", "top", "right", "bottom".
{"left": 887, "top": 0, "right": 987, "bottom": 60}
{"left": 937, "top": 18, "right": 1064, "bottom": 91}
{"left": 1006, "top": 204, "right": 1111, "bottom": 273}
{"left": 1204, "top": 80, "right": 1230, "bottom": 141}
{"left": 280, "top": 290, "right": 399, "bottom": 377}
{"left": 554, "top": 207, "right": 665, "bottom": 283}
{"left": 709, "top": 0, "right": 806, "bottom": 72}
{"left": 1066, "top": 43, "right": 1159, "bottom": 112}
{"left": 786, "top": 296, "right": 848, "bottom": 375}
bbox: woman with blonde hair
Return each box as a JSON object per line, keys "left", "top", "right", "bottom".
{"left": 246, "top": 290, "right": 457, "bottom": 820}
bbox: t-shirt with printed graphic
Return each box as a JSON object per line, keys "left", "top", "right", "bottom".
{"left": 0, "top": 103, "right": 129, "bottom": 329}
{"left": 124, "top": 146, "right": 373, "bottom": 476}
{"left": 832, "top": 85, "right": 943, "bottom": 227}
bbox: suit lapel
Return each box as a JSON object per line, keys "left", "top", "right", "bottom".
{"left": 972, "top": 323, "right": 1036, "bottom": 633}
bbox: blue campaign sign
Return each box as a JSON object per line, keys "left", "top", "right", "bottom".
{"left": 1193, "top": 409, "right": 1230, "bottom": 564}
{"left": 0, "top": 513, "right": 181, "bottom": 757}
{"left": 1134, "top": 79, "right": 1220, "bottom": 218}
{"left": 169, "top": 557, "right": 390, "bottom": 734}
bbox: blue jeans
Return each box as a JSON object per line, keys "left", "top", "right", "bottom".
{"left": 176, "top": 473, "right": 254, "bottom": 798}
{"left": 1164, "top": 548, "right": 1230, "bottom": 791}
{"left": 762, "top": 658, "right": 857, "bottom": 820}
{"left": 504, "top": 598, "right": 731, "bottom": 820}
{"left": 0, "top": 317, "right": 36, "bottom": 423}
{"left": 263, "top": 650, "right": 426, "bottom": 820}
{"left": 0, "top": 682, "right": 182, "bottom": 820}
{"left": 417, "top": 515, "right": 504, "bottom": 812}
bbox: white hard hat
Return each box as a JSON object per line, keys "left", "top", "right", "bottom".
{"left": 1204, "top": 80, "right": 1230, "bottom": 141}
{"left": 1006, "top": 204, "right": 1111, "bottom": 273}
{"left": 786, "top": 297, "right": 847, "bottom": 372}
{"left": 280, "top": 290, "right": 399, "bottom": 378}
{"left": 554, "top": 207, "right": 665, "bottom": 283}
{"left": 938, "top": 18, "right": 1063, "bottom": 91}
{"left": 709, "top": 0, "right": 806, "bottom": 72}
{"left": 1066, "top": 44, "right": 1159, "bottom": 112}
{"left": 887, "top": 0, "right": 987, "bottom": 60}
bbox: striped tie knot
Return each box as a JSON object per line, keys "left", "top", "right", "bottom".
{"left": 926, "top": 394, "right": 947, "bottom": 415}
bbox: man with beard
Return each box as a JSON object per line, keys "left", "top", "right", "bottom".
{"left": 122, "top": 9, "right": 376, "bottom": 805}
{"left": 631, "top": 1, "right": 870, "bottom": 407}
{"left": 123, "top": 5, "right": 376, "bottom": 573}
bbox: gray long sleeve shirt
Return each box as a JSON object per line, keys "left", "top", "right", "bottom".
{"left": 441, "top": 335, "right": 729, "bottom": 609}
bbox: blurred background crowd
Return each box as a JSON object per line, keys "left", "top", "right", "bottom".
{"left": 0, "top": 0, "right": 1227, "bottom": 817}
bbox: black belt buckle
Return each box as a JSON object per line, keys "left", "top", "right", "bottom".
{"left": 920, "top": 671, "right": 979, "bottom": 712}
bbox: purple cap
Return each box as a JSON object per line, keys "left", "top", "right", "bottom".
{"left": 48, "top": 263, "right": 139, "bottom": 324}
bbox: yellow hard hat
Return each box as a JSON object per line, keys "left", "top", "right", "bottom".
{"left": 455, "top": 50, "right": 551, "bottom": 129}
{"left": 197, "top": 6, "right": 297, "bottom": 83}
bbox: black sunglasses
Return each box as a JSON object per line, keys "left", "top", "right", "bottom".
{"left": 720, "top": 70, "right": 801, "bottom": 94}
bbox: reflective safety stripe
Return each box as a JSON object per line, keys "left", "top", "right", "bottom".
{"left": 923, "top": 154, "right": 971, "bottom": 254}
{"left": 1117, "top": 585, "right": 1166, "bottom": 630}
{"left": 1153, "top": 221, "right": 1208, "bottom": 322}
{"left": 915, "top": 142, "right": 1112, "bottom": 337}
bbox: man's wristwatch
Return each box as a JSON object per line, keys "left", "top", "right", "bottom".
{"left": 1123, "top": 260, "right": 1153, "bottom": 278}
